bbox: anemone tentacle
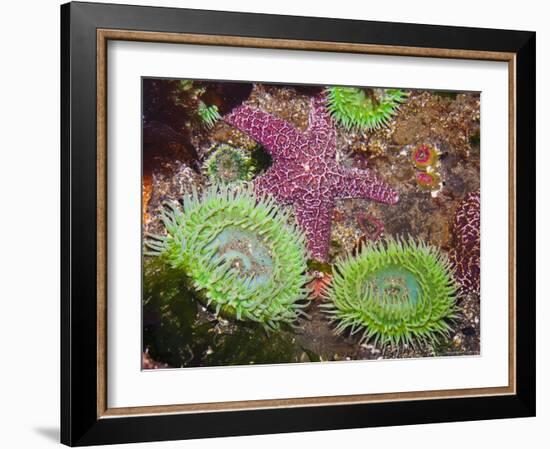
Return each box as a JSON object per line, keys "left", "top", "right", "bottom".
{"left": 197, "top": 101, "right": 221, "bottom": 129}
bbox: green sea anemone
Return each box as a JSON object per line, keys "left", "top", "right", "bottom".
{"left": 197, "top": 101, "right": 221, "bottom": 129}
{"left": 204, "top": 144, "right": 254, "bottom": 185}
{"left": 323, "top": 238, "right": 458, "bottom": 347}
{"left": 325, "top": 87, "right": 408, "bottom": 131}
{"left": 145, "top": 184, "right": 310, "bottom": 331}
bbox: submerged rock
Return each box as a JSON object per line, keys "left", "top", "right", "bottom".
{"left": 142, "top": 258, "right": 319, "bottom": 368}
{"left": 144, "top": 161, "right": 205, "bottom": 235}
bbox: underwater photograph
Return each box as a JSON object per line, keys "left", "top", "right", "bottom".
{"left": 141, "top": 78, "right": 481, "bottom": 369}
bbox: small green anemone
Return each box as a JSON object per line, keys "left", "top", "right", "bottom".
{"left": 326, "top": 87, "right": 408, "bottom": 131}
{"left": 204, "top": 144, "right": 254, "bottom": 185}
{"left": 197, "top": 101, "right": 221, "bottom": 129}
{"left": 145, "top": 184, "right": 310, "bottom": 331}
{"left": 323, "top": 237, "right": 458, "bottom": 347}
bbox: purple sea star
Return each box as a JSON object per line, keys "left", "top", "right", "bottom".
{"left": 224, "top": 95, "right": 399, "bottom": 261}
{"left": 449, "top": 190, "right": 480, "bottom": 294}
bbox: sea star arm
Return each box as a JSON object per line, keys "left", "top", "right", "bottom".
{"left": 293, "top": 199, "right": 334, "bottom": 262}
{"left": 335, "top": 167, "right": 399, "bottom": 204}
{"left": 305, "top": 95, "right": 337, "bottom": 151}
{"left": 254, "top": 169, "right": 294, "bottom": 204}
{"left": 224, "top": 105, "right": 304, "bottom": 161}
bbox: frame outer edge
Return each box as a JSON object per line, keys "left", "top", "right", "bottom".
{"left": 63, "top": 2, "right": 103, "bottom": 446}
{"left": 61, "top": 2, "right": 536, "bottom": 445}
{"left": 60, "top": 2, "right": 72, "bottom": 446}
{"left": 514, "top": 32, "right": 536, "bottom": 414}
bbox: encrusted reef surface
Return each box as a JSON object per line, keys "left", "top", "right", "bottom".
{"left": 142, "top": 80, "right": 481, "bottom": 368}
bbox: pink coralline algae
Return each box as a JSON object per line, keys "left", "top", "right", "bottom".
{"left": 224, "top": 95, "right": 399, "bottom": 261}
{"left": 449, "top": 191, "right": 480, "bottom": 294}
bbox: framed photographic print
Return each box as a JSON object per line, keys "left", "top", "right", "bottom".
{"left": 61, "top": 1, "right": 536, "bottom": 446}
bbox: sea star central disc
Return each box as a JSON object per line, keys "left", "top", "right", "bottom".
{"left": 224, "top": 94, "right": 399, "bottom": 261}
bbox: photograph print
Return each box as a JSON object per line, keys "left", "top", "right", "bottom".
{"left": 141, "top": 79, "right": 481, "bottom": 369}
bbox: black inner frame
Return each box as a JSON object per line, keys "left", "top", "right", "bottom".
{"left": 61, "top": 2, "right": 536, "bottom": 446}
